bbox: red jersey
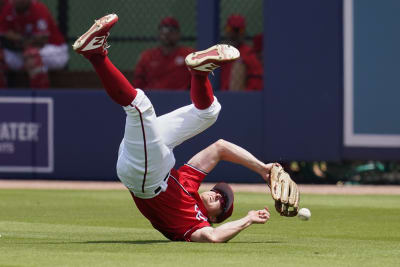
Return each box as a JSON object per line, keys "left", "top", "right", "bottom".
{"left": 220, "top": 43, "right": 263, "bottom": 91}
{"left": 132, "top": 164, "right": 211, "bottom": 241}
{"left": 132, "top": 46, "right": 195, "bottom": 90}
{"left": 0, "top": 0, "right": 10, "bottom": 12}
{"left": 0, "top": 0, "right": 65, "bottom": 45}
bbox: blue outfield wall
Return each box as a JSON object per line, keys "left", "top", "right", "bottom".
{"left": 264, "top": 0, "right": 343, "bottom": 162}
{"left": 0, "top": 90, "right": 265, "bottom": 183}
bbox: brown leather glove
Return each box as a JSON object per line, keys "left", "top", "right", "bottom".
{"left": 268, "top": 165, "right": 300, "bottom": 217}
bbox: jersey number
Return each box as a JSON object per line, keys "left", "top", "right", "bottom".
{"left": 194, "top": 204, "right": 208, "bottom": 222}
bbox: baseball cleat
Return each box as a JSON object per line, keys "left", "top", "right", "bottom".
{"left": 72, "top": 14, "right": 118, "bottom": 56}
{"left": 185, "top": 44, "right": 240, "bottom": 73}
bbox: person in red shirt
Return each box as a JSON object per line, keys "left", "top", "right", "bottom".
{"left": 132, "top": 17, "right": 195, "bottom": 90}
{"left": 0, "top": 0, "right": 10, "bottom": 88}
{"left": 221, "top": 14, "right": 263, "bottom": 91}
{"left": 0, "top": 0, "right": 68, "bottom": 88}
{"left": 72, "top": 14, "right": 293, "bottom": 243}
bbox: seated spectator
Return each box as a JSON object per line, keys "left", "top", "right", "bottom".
{"left": 0, "top": 0, "right": 69, "bottom": 89}
{"left": 221, "top": 14, "right": 263, "bottom": 91}
{"left": 132, "top": 17, "right": 195, "bottom": 90}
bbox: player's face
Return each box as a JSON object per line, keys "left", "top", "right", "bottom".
{"left": 159, "top": 26, "right": 180, "bottom": 47}
{"left": 200, "top": 191, "right": 223, "bottom": 223}
{"left": 224, "top": 27, "right": 244, "bottom": 47}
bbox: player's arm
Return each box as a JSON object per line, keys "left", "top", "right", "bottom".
{"left": 188, "top": 139, "right": 275, "bottom": 183}
{"left": 190, "top": 207, "right": 270, "bottom": 243}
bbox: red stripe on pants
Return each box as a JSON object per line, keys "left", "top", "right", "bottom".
{"left": 132, "top": 105, "right": 147, "bottom": 193}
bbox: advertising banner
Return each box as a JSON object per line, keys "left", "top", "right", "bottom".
{"left": 0, "top": 97, "right": 54, "bottom": 172}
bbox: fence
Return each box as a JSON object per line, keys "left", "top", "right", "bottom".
{"left": 39, "top": 0, "right": 263, "bottom": 72}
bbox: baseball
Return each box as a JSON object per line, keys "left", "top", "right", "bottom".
{"left": 297, "top": 208, "right": 311, "bottom": 220}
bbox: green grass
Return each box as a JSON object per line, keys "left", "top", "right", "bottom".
{"left": 0, "top": 189, "right": 399, "bottom": 266}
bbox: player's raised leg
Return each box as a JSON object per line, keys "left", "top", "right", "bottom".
{"left": 73, "top": 14, "right": 174, "bottom": 198}
{"left": 156, "top": 44, "right": 240, "bottom": 149}
{"left": 72, "top": 14, "right": 136, "bottom": 106}
{"left": 186, "top": 44, "right": 240, "bottom": 109}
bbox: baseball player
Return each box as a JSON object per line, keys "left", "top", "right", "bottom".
{"left": 73, "top": 14, "right": 300, "bottom": 242}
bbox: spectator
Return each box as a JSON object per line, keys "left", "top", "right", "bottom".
{"left": 0, "top": 0, "right": 69, "bottom": 89}
{"left": 221, "top": 14, "right": 263, "bottom": 91}
{"left": 132, "top": 16, "right": 195, "bottom": 90}
{"left": 0, "top": 0, "right": 10, "bottom": 88}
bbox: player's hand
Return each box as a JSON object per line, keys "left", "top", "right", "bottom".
{"left": 247, "top": 207, "right": 270, "bottom": 224}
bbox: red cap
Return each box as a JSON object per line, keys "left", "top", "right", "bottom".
{"left": 226, "top": 14, "right": 246, "bottom": 30}
{"left": 211, "top": 182, "right": 234, "bottom": 223}
{"left": 159, "top": 16, "right": 180, "bottom": 29}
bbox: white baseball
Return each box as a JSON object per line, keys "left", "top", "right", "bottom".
{"left": 297, "top": 208, "right": 311, "bottom": 220}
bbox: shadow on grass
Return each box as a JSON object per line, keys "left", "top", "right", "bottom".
{"left": 17, "top": 240, "right": 171, "bottom": 245}
{"left": 80, "top": 240, "right": 283, "bottom": 245}
{"left": 18, "top": 240, "right": 282, "bottom": 245}
{"left": 231, "top": 241, "right": 284, "bottom": 244}
{"left": 82, "top": 240, "right": 171, "bottom": 245}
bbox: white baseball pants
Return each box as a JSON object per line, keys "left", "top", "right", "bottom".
{"left": 117, "top": 89, "right": 221, "bottom": 199}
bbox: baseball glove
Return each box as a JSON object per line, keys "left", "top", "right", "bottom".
{"left": 268, "top": 164, "right": 300, "bottom": 217}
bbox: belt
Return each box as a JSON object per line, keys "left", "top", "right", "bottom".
{"left": 154, "top": 172, "right": 170, "bottom": 194}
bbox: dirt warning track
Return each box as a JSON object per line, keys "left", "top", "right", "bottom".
{"left": 0, "top": 179, "right": 400, "bottom": 195}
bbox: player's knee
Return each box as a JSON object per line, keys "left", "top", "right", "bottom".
{"left": 213, "top": 98, "right": 221, "bottom": 116}
{"left": 204, "top": 97, "right": 221, "bottom": 120}
{"left": 195, "top": 98, "right": 220, "bottom": 123}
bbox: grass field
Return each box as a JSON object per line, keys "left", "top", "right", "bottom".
{"left": 1, "top": 189, "right": 399, "bottom": 266}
